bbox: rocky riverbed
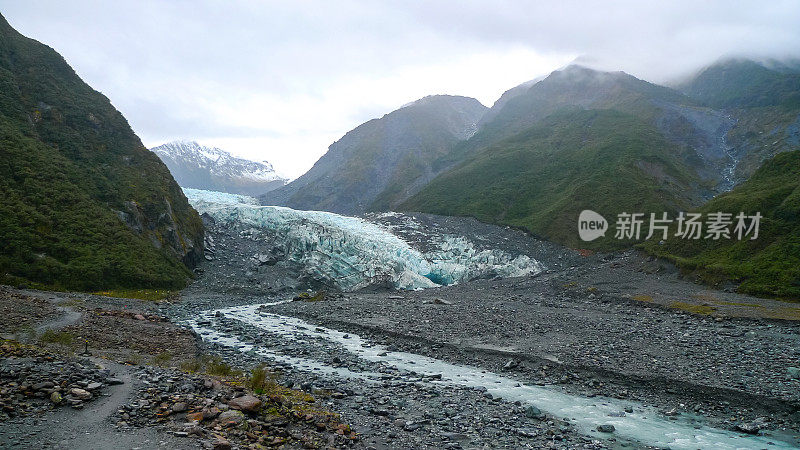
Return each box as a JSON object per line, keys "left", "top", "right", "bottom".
{"left": 2, "top": 210, "right": 800, "bottom": 449}
{"left": 166, "top": 211, "right": 800, "bottom": 449}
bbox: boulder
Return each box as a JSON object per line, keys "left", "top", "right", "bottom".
{"left": 217, "top": 409, "right": 245, "bottom": 424}
{"left": 70, "top": 388, "right": 92, "bottom": 400}
{"left": 228, "top": 395, "right": 262, "bottom": 413}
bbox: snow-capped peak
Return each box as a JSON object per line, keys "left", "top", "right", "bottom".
{"left": 150, "top": 141, "right": 287, "bottom": 197}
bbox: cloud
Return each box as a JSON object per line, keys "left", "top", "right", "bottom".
{"left": 3, "top": 0, "right": 799, "bottom": 177}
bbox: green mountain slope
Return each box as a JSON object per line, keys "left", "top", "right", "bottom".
{"left": 261, "top": 95, "right": 487, "bottom": 214}
{"left": 680, "top": 58, "right": 800, "bottom": 109}
{"left": 402, "top": 66, "right": 743, "bottom": 250}
{"left": 643, "top": 151, "right": 800, "bottom": 299}
{"left": 436, "top": 66, "right": 696, "bottom": 170}
{"left": 678, "top": 59, "right": 800, "bottom": 182}
{"left": 402, "top": 109, "right": 701, "bottom": 250}
{"left": 0, "top": 14, "right": 203, "bottom": 291}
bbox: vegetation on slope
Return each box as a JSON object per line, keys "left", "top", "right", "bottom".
{"left": 643, "top": 151, "right": 800, "bottom": 299}
{"left": 262, "top": 95, "right": 486, "bottom": 214}
{"left": 0, "top": 14, "right": 203, "bottom": 291}
{"left": 680, "top": 58, "right": 800, "bottom": 110}
{"left": 679, "top": 59, "right": 800, "bottom": 182}
{"left": 403, "top": 109, "right": 703, "bottom": 250}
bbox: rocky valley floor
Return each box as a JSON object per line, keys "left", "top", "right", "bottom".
{"left": 1, "top": 213, "right": 800, "bottom": 449}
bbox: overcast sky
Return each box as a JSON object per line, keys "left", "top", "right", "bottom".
{"left": 3, "top": 1, "right": 800, "bottom": 178}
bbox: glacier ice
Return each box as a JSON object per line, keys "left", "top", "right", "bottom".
{"left": 185, "top": 188, "right": 543, "bottom": 291}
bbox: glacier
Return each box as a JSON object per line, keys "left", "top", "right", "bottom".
{"left": 185, "top": 188, "right": 543, "bottom": 291}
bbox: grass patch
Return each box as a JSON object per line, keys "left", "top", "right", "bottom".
{"left": 632, "top": 294, "right": 654, "bottom": 303}
{"left": 38, "top": 329, "right": 75, "bottom": 346}
{"left": 152, "top": 351, "right": 173, "bottom": 366}
{"left": 293, "top": 291, "right": 327, "bottom": 302}
{"left": 180, "top": 358, "right": 203, "bottom": 373}
{"left": 92, "top": 289, "right": 175, "bottom": 301}
{"left": 248, "top": 364, "right": 276, "bottom": 395}
{"left": 713, "top": 300, "right": 764, "bottom": 308}
{"left": 772, "top": 307, "right": 800, "bottom": 321}
{"left": 57, "top": 297, "right": 85, "bottom": 307}
{"left": 669, "top": 301, "right": 716, "bottom": 315}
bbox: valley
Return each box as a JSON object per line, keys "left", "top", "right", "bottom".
{"left": 0, "top": 6, "right": 799, "bottom": 450}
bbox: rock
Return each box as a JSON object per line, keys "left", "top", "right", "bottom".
{"left": 735, "top": 417, "right": 768, "bottom": 435}
{"left": 86, "top": 382, "right": 103, "bottom": 391}
{"left": 597, "top": 424, "right": 615, "bottom": 433}
{"left": 70, "top": 388, "right": 92, "bottom": 400}
{"left": 524, "top": 405, "right": 544, "bottom": 419}
{"left": 426, "top": 298, "right": 452, "bottom": 305}
{"left": 202, "top": 407, "right": 221, "bottom": 419}
{"left": 212, "top": 438, "right": 232, "bottom": 450}
{"left": 133, "top": 314, "right": 146, "bottom": 321}
{"left": 106, "top": 377, "right": 124, "bottom": 385}
{"left": 172, "top": 402, "right": 188, "bottom": 413}
{"left": 186, "top": 411, "right": 204, "bottom": 422}
{"left": 787, "top": 367, "right": 800, "bottom": 379}
{"left": 217, "top": 409, "right": 245, "bottom": 424}
{"left": 404, "top": 422, "right": 423, "bottom": 431}
{"left": 33, "top": 381, "right": 54, "bottom": 391}
{"left": 663, "top": 408, "right": 679, "bottom": 417}
{"left": 502, "top": 359, "right": 519, "bottom": 371}
{"left": 228, "top": 394, "right": 262, "bottom": 413}
{"left": 50, "top": 392, "right": 62, "bottom": 404}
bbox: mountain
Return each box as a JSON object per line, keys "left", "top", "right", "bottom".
{"left": 643, "top": 150, "right": 800, "bottom": 299}
{"left": 676, "top": 58, "right": 800, "bottom": 182}
{"left": 678, "top": 58, "right": 800, "bottom": 109}
{"left": 260, "top": 95, "right": 487, "bottom": 214}
{"left": 403, "top": 66, "right": 739, "bottom": 249}
{"left": 0, "top": 14, "right": 203, "bottom": 291}
{"left": 151, "top": 141, "right": 287, "bottom": 197}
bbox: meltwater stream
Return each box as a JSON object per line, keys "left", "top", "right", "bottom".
{"left": 188, "top": 303, "right": 795, "bottom": 450}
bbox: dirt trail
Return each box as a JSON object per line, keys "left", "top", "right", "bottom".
{"left": 0, "top": 360, "right": 195, "bottom": 450}
{"left": 0, "top": 289, "right": 198, "bottom": 449}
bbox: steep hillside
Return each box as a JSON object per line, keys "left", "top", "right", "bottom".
{"left": 151, "top": 141, "right": 287, "bottom": 197}
{"left": 0, "top": 14, "right": 203, "bottom": 291}
{"left": 260, "top": 95, "right": 487, "bottom": 214}
{"left": 644, "top": 151, "right": 800, "bottom": 299}
{"left": 434, "top": 66, "right": 737, "bottom": 194}
{"left": 679, "top": 58, "right": 800, "bottom": 109}
{"left": 403, "top": 109, "right": 701, "bottom": 250}
{"left": 678, "top": 59, "right": 800, "bottom": 182}
{"left": 403, "top": 66, "right": 749, "bottom": 249}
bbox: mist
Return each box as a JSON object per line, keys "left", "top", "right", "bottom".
{"left": 2, "top": 0, "right": 799, "bottom": 177}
